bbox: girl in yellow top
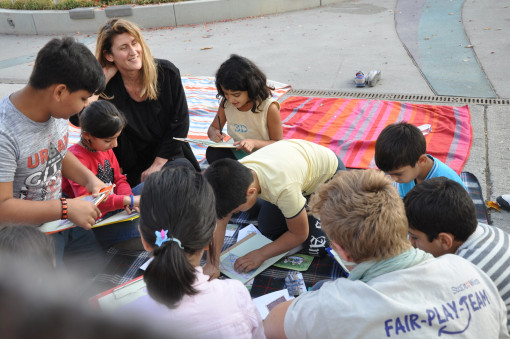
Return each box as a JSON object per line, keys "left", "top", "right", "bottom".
{"left": 206, "top": 54, "right": 283, "bottom": 164}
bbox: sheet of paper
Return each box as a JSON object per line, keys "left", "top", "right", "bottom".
{"left": 237, "top": 224, "right": 261, "bottom": 242}
{"left": 219, "top": 233, "right": 287, "bottom": 284}
{"left": 252, "top": 289, "right": 294, "bottom": 319}
{"left": 38, "top": 219, "right": 74, "bottom": 234}
{"left": 139, "top": 257, "right": 153, "bottom": 271}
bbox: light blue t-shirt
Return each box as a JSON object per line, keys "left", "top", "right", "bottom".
{"left": 397, "top": 155, "right": 465, "bottom": 198}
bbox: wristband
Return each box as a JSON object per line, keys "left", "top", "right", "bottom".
{"left": 60, "top": 197, "right": 68, "bottom": 220}
{"left": 129, "top": 195, "right": 134, "bottom": 209}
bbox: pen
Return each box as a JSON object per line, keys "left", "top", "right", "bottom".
{"left": 217, "top": 115, "right": 223, "bottom": 141}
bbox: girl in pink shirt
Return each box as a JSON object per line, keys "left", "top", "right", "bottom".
{"left": 132, "top": 167, "right": 264, "bottom": 338}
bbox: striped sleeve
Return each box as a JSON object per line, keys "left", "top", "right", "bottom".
{"left": 457, "top": 223, "right": 510, "bottom": 332}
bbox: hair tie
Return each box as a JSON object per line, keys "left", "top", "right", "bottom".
{"left": 154, "top": 229, "right": 184, "bottom": 249}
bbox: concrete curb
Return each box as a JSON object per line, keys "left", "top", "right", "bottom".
{"left": 0, "top": 0, "right": 340, "bottom": 35}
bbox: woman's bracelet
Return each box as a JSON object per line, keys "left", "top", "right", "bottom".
{"left": 60, "top": 197, "right": 68, "bottom": 220}
{"left": 129, "top": 195, "right": 134, "bottom": 209}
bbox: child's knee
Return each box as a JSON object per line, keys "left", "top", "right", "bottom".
{"left": 304, "top": 216, "right": 328, "bottom": 257}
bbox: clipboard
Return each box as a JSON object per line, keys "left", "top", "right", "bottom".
{"left": 219, "top": 233, "right": 287, "bottom": 284}
{"left": 38, "top": 184, "right": 115, "bottom": 234}
{"left": 93, "top": 210, "right": 139, "bottom": 228}
{"left": 174, "top": 137, "right": 236, "bottom": 148}
{"left": 90, "top": 275, "right": 146, "bottom": 311}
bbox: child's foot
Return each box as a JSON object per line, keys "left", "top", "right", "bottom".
{"left": 354, "top": 71, "right": 366, "bottom": 87}
{"left": 496, "top": 195, "right": 510, "bottom": 211}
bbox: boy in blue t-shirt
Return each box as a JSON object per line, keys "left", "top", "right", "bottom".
{"left": 375, "top": 122, "right": 465, "bottom": 198}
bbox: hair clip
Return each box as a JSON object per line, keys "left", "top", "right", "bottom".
{"left": 154, "top": 229, "right": 184, "bottom": 249}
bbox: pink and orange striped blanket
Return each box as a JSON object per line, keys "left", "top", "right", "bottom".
{"left": 280, "top": 96, "right": 472, "bottom": 173}
{"left": 70, "top": 78, "right": 472, "bottom": 173}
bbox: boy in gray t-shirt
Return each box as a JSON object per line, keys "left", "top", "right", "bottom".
{"left": 0, "top": 37, "right": 106, "bottom": 276}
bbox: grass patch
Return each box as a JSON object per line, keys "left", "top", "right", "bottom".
{"left": 0, "top": 0, "right": 184, "bottom": 10}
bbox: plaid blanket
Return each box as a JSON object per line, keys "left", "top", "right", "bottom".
{"left": 93, "top": 171, "right": 488, "bottom": 297}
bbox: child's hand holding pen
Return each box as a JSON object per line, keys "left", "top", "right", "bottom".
{"left": 207, "top": 115, "right": 224, "bottom": 142}
{"left": 217, "top": 115, "right": 224, "bottom": 142}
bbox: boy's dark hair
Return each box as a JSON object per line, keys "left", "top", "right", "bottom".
{"left": 403, "top": 177, "right": 477, "bottom": 242}
{"left": 139, "top": 167, "right": 216, "bottom": 308}
{"left": 215, "top": 54, "right": 274, "bottom": 113}
{"left": 0, "top": 225, "right": 55, "bottom": 269}
{"left": 79, "top": 101, "right": 126, "bottom": 138}
{"left": 203, "top": 158, "right": 253, "bottom": 219}
{"left": 375, "top": 122, "right": 426, "bottom": 172}
{"left": 29, "top": 37, "right": 105, "bottom": 95}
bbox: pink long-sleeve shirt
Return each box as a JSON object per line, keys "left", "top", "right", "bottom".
{"left": 119, "top": 267, "right": 265, "bottom": 338}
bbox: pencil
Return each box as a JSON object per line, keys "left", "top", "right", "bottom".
{"left": 217, "top": 115, "right": 223, "bottom": 140}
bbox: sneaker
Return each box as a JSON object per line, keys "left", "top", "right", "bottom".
{"left": 366, "top": 70, "right": 381, "bottom": 87}
{"left": 354, "top": 71, "right": 366, "bottom": 87}
{"left": 496, "top": 194, "right": 510, "bottom": 211}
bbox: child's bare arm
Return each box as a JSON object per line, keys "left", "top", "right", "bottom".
{"left": 264, "top": 299, "right": 293, "bottom": 339}
{"left": 203, "top": 213, "right": 231, "bottom": 280}
{"left": 0, "top": 182, "right": 100, "bottom": 229}
{"left": 62, "top": 152, "right": 106, "bottom": 196}
{"left": 267, "top": 102, "right": 283, "bottom": 141}
{"left": 234, "top": 209, "right": 308, "bottom": 273}
{"left": 208, "top": 105, "right": 227, "bottom": 142}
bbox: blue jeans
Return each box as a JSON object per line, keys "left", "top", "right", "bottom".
{"left": 51, "top": 227, "right": 105, "bottom": 278}
{"left": 92, "top": 218, "right": 141, "bottom": 249}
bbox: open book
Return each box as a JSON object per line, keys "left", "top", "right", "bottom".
{"left": 219, "top": 233, "right": 287, "bottom": 284}
{"left": 38, "top": 185, "right": 119, "bottom": 234}
{"left": 174, "top": 137, "right": 236, "bottom": 148}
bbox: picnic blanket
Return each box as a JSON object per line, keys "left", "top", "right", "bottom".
{"left": 67, "top": 77, "right": 292, "bottom": 153}
{"left": 92, "top": 171, "right": 488, "bottom": 297}
{"left": 279, "top": 96, "right": 473, "bottom": 174}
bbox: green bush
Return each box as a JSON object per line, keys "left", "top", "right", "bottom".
{"left": 0, "top": 0, "right": 183, "bottom": 10}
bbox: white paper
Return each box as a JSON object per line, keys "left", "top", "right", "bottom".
{"left": 237, "top": 224, "right": 261, "bottom": 242}
{"left": 252, "top": 289, "right": 294, "bottom": 319}
{"left": 219, "top": 233, "right": 287, "bottom": 284}
{"left": 139, "top": 257, "right": 153, "bottom": 271}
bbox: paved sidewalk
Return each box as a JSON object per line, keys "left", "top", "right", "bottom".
{"left": 0, "top": 0, "right": 508, "bottom": 227}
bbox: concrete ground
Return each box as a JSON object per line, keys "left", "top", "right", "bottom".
{"left": 0, "top": 0, "right": 508, "bottom": 228}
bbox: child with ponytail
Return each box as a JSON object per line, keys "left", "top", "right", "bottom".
{"left": 131, "top": 167, "right": 264, "bottom": 338}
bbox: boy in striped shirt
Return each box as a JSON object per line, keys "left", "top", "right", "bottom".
{"left": 404, "top": 176, "right": 510, "bottom": 331}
